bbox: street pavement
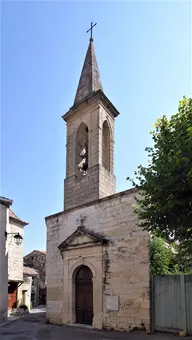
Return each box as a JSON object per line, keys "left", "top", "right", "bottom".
{"left": 0, "top": 307, "right": 191, "bottom": 340}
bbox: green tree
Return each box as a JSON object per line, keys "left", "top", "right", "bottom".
{"left": 128, "top": 97, "right": 192, "bottom": 256}
{"left": 149, "top": 236, "right": 192, "bottom": 275}
{"left": 149, "top": 236, "right": 177, "bottom": 275}
{"left": 173, "top": 242, "right": 192, "bottom": 274}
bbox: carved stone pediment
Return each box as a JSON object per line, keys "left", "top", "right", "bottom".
{"left": 58, "top": 226, "right": 107, "bottom": 252}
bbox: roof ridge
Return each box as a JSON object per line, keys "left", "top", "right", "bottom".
{"left": 23, "top": 266, "right": 39, "bottom": 276}
{"left": 25, "top": 250, "right": 46, "bottom": 255}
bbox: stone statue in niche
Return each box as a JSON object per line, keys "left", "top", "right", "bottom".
{"left": 76, "top": 123, "right": 88, "bottom": 176}
{"left": 77, "top": 143, "right": 88, "bottom": 175}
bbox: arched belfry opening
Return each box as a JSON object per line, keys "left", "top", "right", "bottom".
{"left": 102, "top": 120, "right": 111, "bottom": 171}
{"left": 75, "top": 265, "right": 93, "bottom": 325}
{"left": 75, "top": 123, "right": 88, "bottom": 176}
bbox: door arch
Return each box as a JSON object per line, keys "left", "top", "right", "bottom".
{"left": 75, "top": 265, "right": 93, "bottom": 325}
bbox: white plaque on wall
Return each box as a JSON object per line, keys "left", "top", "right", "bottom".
{"left": 106, "top": 295, "right": 119, "bottom": 311}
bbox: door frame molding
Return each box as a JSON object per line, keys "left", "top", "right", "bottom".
{"left": 62, "top": 248, "right": 103, "bottom": 329}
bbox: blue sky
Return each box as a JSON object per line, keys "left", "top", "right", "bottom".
{"left": 1, "top": 1, "right": 191, "bottom": 254}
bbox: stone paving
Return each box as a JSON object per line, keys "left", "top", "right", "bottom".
{"left": 0, "top": 309, "right": 191, "bottom": 340}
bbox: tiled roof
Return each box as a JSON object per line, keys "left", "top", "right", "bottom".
{"left": 9, "top": 209, "right": 28, "bottom": 226}
{"left": 23, "top": 266, "right": 39, "bottom": 276}
{"left": 24, "top": 250, "right": 46, "bottom": 257}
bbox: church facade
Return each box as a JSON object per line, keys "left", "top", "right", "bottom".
{"left": 45, "top": 35, "right": 150, "bottom": 331}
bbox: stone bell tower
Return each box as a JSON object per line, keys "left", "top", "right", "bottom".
{"left": 62, "top": 31, "right": 120, "bottom": 211}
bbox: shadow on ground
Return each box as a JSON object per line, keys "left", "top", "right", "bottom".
{"left": 21, "top": 314, "right": 45, "bottom": 324}
{"left": 1, "top": 310, "right": 192, "bottom": 340}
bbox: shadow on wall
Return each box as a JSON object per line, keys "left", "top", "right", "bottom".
{"left": 39, "top": 287, "right": 46, "bottom": 305}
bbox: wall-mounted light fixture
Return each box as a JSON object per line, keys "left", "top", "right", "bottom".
{"left": 5, "top": 231, "right": 23, "bottom": 246}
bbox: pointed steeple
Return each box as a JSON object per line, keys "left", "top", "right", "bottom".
{"left": 74, "top": 39, "right": 103, "bottom": 105}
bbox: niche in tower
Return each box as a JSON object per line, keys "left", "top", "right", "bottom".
{"left": 102, "top": 120, "right": 111, "bottom": 172}
{"left": 75, "top": 122, "right": 88, "bottom": 176}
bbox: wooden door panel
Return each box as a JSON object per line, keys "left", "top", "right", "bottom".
{"left": 8, "top": 290, "right": 17, "bottom": 309}
{"left": 75, "top": 266, "right": 93, "bottom": 325}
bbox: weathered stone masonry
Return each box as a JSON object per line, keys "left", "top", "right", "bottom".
{"left": 63, "top": 95, "right": 116, "bottom": 211}
{"left": 46, "top": 189, "right": 150, "bottom": 331}
{"left": 46, "top": 36, "right": 150, "bottom": 331}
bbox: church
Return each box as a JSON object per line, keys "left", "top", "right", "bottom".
{"left": 45, "top": 27, "right": 150, "bottom": 331}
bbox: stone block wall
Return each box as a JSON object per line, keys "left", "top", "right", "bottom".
{"left": 99, "top": 166, "right": 116, "bottom": 198}
{"left": 17, "top": 275, "right": 32, "bottom": 309}
{"left": 31, "top": 276, "right": 40, "bottom": 307}
{"left": 24, "top": 250, "right": 46, "bottom": 305}
{"left": 64, "top": 165, "right": 99, "bottom": 210}
{"left": 7, "top": 221, "right": 24, "bottom": 282}
{"left": 46, "top": 188, "right": 150, "bottom": 331}
{"left": 64, "top": 98, "right": 116, "bottom": 211}
{"left": 24, "top": 251, "right": 46, "bottom": 284}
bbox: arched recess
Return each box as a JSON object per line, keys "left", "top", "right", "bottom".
{"left": 66, "top": 258, "right": 102, "bottom": 328}
{"left": 75, "top": 266, "right": 93, "bottom": 325}
{"left": 102, "top": 120, "right": 111, "bottom": 171}
{"left": 69, "top": 259, "right": 96, "bottom": 280}
{"left": 75, "top": 123, "right": 88, "bottom": 175}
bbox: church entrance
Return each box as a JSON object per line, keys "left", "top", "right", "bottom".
{"left": 75, "top": 265, "right": 93, "bottom": 325}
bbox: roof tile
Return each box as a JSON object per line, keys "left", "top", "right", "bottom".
{"left": 23, "top": 266, "right": 39, "bottom": 276}
{"left": 9, "top": 209, "right": 28, "bottom": 226}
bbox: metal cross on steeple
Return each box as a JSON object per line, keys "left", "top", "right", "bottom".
{"left": 87, "top": 22, "right": 97, "bottom": 41}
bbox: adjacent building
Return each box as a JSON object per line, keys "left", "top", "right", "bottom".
{"left": 0, "top": 196, "right": 13, "bottom": 324}
{"left": 7, "top": 209, "right": 28, "bottom": 309}
{"left": 1, "top": 198, "right": 45, "bottom": 314}
{"left": 24, "top": 250, "right": 46, "bottom": 305}
{"left": 17, "top": 267, "right": 39, "bottom": 309}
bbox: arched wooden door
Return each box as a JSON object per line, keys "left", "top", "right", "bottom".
{"left": 75, "top": 265, "right": 93, "bottom": 325}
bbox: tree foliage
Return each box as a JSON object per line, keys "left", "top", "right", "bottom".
{"left": 149, "top": 236, "right": 192, "bottom": 275}
{"left": 128, "top": 97, "right": 192, "bottom": 255}
{"left": 149, "top": 236, "right": 175, "bottom": 275}
{"left": 173, "top": 242, "right": 192, "bottom": 273}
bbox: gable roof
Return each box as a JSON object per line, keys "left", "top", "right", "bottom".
{"left": 58, "top": 226, "right": 107, "bottom": 252}
{"left": 24, "top": 250, "right": 46, "bottom": 257}
{"left": 9, "top": 209, "right": 28, "bottom": 226}
{"left": 33, "top": 250, "right": 46, "bottom": 255}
